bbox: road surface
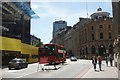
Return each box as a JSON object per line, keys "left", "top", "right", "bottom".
{"left": 2, "top": 59, "right": 92, "bottom": 78}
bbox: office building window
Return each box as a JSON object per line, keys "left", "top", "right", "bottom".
{"left": 109, "top": 32, "right": 112, "bottom": 39}
{"left": 100, "top": 32, "right": 103, "bottom": 39}
{"left": 99, "top": 25, "right": 103, "bottom": 28}
{"left": 108, "top": 25, "right": 111, "bottom": 29}
{"left": 91, "top": 26, "right": 94, "bottom": 30}
{"left": 92, "top": 34, "right": 94, "bottom": 40}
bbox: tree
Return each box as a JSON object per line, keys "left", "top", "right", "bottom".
{"left": 36, "top": 38, "right": 43, "bottom": 47}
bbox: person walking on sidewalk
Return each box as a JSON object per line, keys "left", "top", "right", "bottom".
{"left": 92, "top": 56, "right": 97, "bottom": 71}
{"left": 109, "top": 54, "right": 113, "bottom": 66}
{"left": 97, "top": 55, "right": 102, "bottom": 71}
{"left": 105, "top": 56, "right": 109, "bottom": 66}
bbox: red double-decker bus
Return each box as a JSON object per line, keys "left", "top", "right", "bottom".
{"left": 38, "top": 43, "right": 66, "bottom": 64}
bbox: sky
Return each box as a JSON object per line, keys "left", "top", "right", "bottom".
{"left": 31, "top": 0, "right": 112, "bottom": 44}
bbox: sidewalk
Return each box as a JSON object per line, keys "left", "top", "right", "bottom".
{"left": 81, "top": 61, "right": 118, "bottom": 78}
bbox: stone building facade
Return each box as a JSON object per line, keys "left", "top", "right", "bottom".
{"left": 53, "top": 8, "right": 114, "bottom": 59}
{"left": 30, "top": 35, "right": 41, "bottom": 46}
{"left": 52, "top": 26, "right": 72, "bottom": 46}
{"left": 72, "top": 8, "right": 114, "bottom": 59}
{"left": 64, "top": 28, "right": 74, "bottom": 56}
{"left": 54, "top": 29, "right": 66, "bottom": 46}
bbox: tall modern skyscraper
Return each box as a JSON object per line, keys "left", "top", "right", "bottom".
{"left": 53, "top": 20, "right": 67, "bottom": 38}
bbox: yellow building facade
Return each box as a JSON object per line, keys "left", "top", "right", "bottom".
{"left": 1, "top": 36, "right": 39, "bottom": 65}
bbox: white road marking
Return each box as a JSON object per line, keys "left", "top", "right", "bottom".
{"left": 16, "top": 71, "right": 37, "bottom": 78}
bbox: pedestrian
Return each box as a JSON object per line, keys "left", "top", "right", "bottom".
{"left": 92, "top": 56, "right": 97, "bottom": 71}
{"left": 105, "top": 56, "right": 109, "bottom": 66}
{"left": 97, "top": 55, "right": 102, "bottom": 71}
{"left": 109, "top": 55, "right": 113, "bottom": 66}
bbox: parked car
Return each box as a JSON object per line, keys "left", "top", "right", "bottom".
{"left": 70, "top": 56, "right": 77, "bottom": 61}
{"left": 8, "top": 58, "right": 28, "bottom": 70}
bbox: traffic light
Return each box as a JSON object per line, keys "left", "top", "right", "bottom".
{"left": 51, "top": 47, "right": 54, "bottom": 51}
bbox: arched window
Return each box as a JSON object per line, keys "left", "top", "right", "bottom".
{"left": 109, "top": 32, "right": 112, "bottom": 39}
{"left": 100, "top": 32, "right": 104, "bottom": 39}
{"left": 92, "top": 34, "right": 95, "bottom": 40}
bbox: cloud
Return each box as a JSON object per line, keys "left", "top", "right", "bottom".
{"left": 42, "top": 3, "right": 67, "bottom": 17}
{"left": 31, "top": 4, "right": 39, "bottom": 10}
{"left": 32, "top": 3, "right": 68, "bottom": 17}
{"left": 32, "top": 2, "right": 88, "bottom": 26}
{"left": 37, "top": 13, "right": 50, "bottom": 17}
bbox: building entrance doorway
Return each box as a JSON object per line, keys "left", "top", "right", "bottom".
{"left": 98, "top": 45, "right": 106, "bottom": 56}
